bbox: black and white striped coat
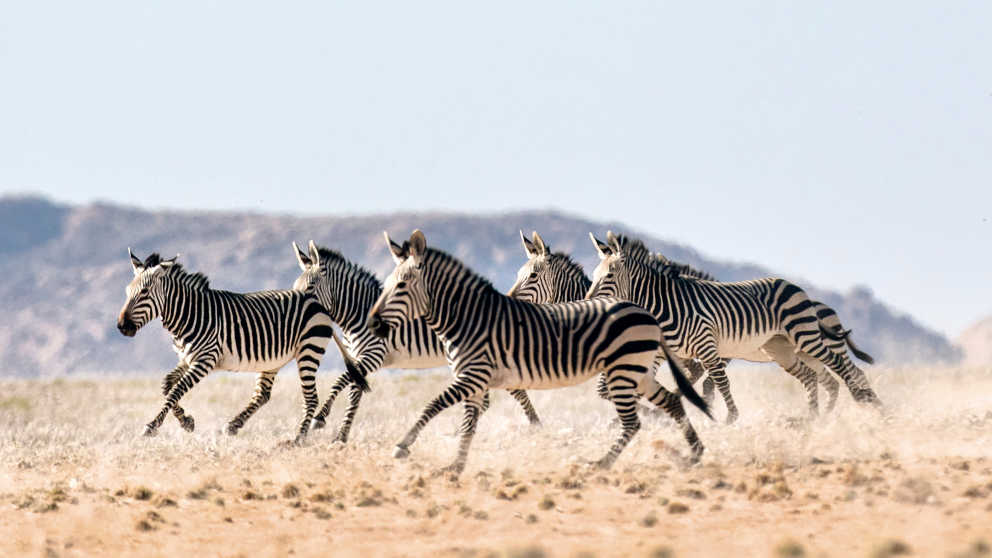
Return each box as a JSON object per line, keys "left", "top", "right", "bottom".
{"left": 585, "top": 232, "right": 882, "bottom": 417}
{"left": 291, "top": 242, "right": 540, "bottom": 442}
{"left": 117, "top": 250, "right": 351, "bottom": 442}
{"left": 509, "top": 231, "right": 873, "bottom": 420}
{"left": 354, "top": 230, "right": 710, "bottom": 475}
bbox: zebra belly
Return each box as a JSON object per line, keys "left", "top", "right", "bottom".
{"left": 715, "top": 332, "right": 779, "bottom": 362}
{"left": 381, "top": 351, "right": 447, "bottom": 370}
{"left": 488, "top": 366, "right": 592, "bottom": 390}
{"left": 215, "top": 351, "right": 295, "bottom": 373}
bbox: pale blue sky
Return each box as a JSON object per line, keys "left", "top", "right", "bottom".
{"left": 1, "top": 1, "right": 989, "bottom": 338}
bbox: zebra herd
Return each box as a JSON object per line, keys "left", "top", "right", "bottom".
{"left": 117, "top": 229, "right": 882, "bottom": 473}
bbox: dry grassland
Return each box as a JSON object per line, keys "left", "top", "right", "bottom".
{"left": 1, "top": 365, "right": 991, "bottom": 557}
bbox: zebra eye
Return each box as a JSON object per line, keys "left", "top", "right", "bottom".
{"left": 140, "top": 287, "right": 149, "bottom": 295}
{"left": 529, "top": 273, "right": 538, "bottom": 280}
{"left": 396, "top": 281, "right": 407, "bottom": 289}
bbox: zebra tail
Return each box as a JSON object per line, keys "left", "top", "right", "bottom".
{"left": 818, "top": 323, "right": 875, "bottom": 364}
{"left": 330, "top": 331, "right": 371, "bottom": 393}
{"left": 659, "top": 338, "right": 712, "bottom": 420}
{"left": 844, "top": 336, "right": 875, "bottom": 365}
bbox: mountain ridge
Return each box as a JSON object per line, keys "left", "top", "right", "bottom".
{"left": 0, "top": 195, "right": 961, "bottom": 377}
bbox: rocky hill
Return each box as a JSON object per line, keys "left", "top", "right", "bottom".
{"left": 0, "top": 195, "right": 961, "bottom": 377}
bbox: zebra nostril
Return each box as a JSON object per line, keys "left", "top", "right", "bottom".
{"left": 367, "top": 314, "right": 381, "bottom": 330}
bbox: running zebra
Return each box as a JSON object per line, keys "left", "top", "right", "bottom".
{"left": 584, "top": 232, "right": 882, "bottom": 418}
{"left": 615, "top": 237, "right": 875, "bottom": 416}
{"left": 117, "top": 249, "right": 356, "bottom": 442}
{"left": 508, "top": 230, "right": 713, "bottom": 407}
{"left": 510, "top": 231, "right": 873, "bottom": 419}
{"left": 353, "top": 230, "right": 710, "bottom": 475}
{"left": 291, "top": 241, "right": 541, "bottom": 443}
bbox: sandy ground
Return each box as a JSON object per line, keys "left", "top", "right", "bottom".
{"left": 1, "top": 365, "right": 991, "bottom": 557}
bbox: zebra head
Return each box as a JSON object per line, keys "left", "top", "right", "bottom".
{"left": 367, "top": 230, "right": 430, "bottom": 339}
{"left": 292, "top": 240, "right": 333, "bottom": 307}
{"left": 117, "top": 248, "right": 179, "bottom": 337}
{"left": 586, "top": 231, "right": 632, "bottom": 300}
{"left": 507, "top": 230, "right": 550, "bottom": 301}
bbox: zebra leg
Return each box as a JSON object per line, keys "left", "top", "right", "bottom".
{"left": 686, "top": 360, "right": 716, "bottom": 407}
{"left": 145, "top": 355, "right": 218, "bottom": 436}
{"left": 162, "top": 363, "right": 195, "bottom": 432}
{"left": 595, "top": 372, "right": 641, "bottom": 469}
{"left": 292, "top": 358, "right": 321, "bottom": 445}
{"left": 640, "top": 375, "right": 705, "bottom": 464}
{"left": 817, "top": 350, "right": 882, "bottom": 409}
{"left": 440, "top": 392, "right": 487, "bottom": 475}
{"left": 394, "top": 372, "right": 489, "bottom": 460}
{"left": 333, "top": 383, "right": 365, "bottom": 443}
{"left": 803, "top": 355, "right": 840, "bottom": 413}
{"left": 312, "top": 373, "right": 351, "bottom": 430}
{"left": 699, "top": 358, "right": 738, "bottom": 424}
{"left": 762, "top": 338, "right": 819, "bottom": 418}
{"left": 596, "top": 373, "right": 611, "bottom": 401}
{"left": 508, "top": 389, "right": 541, "bottom": 426}
{"left": 787, "top": 319, "right": 883, "bottom": 410}
{"left": 226, "top": 370, "right": 277, "bottom": 436}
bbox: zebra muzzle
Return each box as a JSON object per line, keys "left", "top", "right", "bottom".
{"left": 367, "top": 313, "right": 390, "bottom": 339}
{"left": 117, "top": 316, "right": 138, "bottom": 337}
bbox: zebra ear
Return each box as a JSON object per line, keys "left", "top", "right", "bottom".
{"left": 159, "top": 254, "right": 180, "bottom": 269}
{"left": 408, "top": 229, "right": 427, "bottom": 260}
{"left": 605, "top": 230, "right": 621, "bottom": 252}
{"left": 128, "top": 248, "right": 144, "bottom": 275}
{"left": 520, "top": 230, "right": 538, "bottom": 257}
{"left": 293, "top": 241, "right": 312, "bottom": 271}
{"left": 307, "top": 240, "right": 322, "bottom": 268}
{"left": 590, "top": 233, "right": 612, "bottom": 259}
{"left": 384, "top": 231, "right": 408, "bottom": 264}
{"left": 531, "top": 231, "right": 548, "bottom": 256}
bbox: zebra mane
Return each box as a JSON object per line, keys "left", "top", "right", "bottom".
{"left": 423, "top": 247, "right": 496, "bottom": 292}
{"left": 315, "top": 246, "right": 381, "bottom": 288}
{"left": 610, "top": 234, "right": 653, "bottom": 262}
{"left": 144, "top": 256, "right": 210, "bottom": 291}
{"left": 612, "top": 237, "right": 716, "bottom": 281}
{"left": 654, "top": 254, "right": 716, "bottom": 281}
{"left": 548, "top": 251, "right": 591, "bottom": 285}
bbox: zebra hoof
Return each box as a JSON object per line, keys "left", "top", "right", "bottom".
{"left": 225, "top": 423, "right": 241, "bottom": 436}
{"left": 433, "top": 463, "right": 465, "bottom": 477}
{"left": 725, "top": 412, "right": 739, "bottom": 425}
{"left": 142, "top": 425, "right": 158, "bottom": 437}
{"left": 333, "top": 433, "right": 349, "bottom": 444}
{"left": 589, "top": 456, "right": 615, "bottom": 470}
{"left": 311, "top": 417, "right": 327, "bottom": 430}
{"left": 393, "top": 445, "right": 410, "bottom": 459}
{"left": 180, "top": 416, "right": 195, "bottom": 433}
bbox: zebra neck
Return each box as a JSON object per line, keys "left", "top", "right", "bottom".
{"left": 324, "top": 268, "right": 382, "bottom": 335}
{"left": 641, "top": 271, "right": 684, "bottom": 328}
{"left": 159, "top": 283, "right": 210, "bottom": 340}
{"left": 561, "top": 275, "right": 591, "bottom": 302}
{"left": 422, "top": 269, "right": 499, "bottom": 343}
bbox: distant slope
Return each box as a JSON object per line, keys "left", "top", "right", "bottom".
{"left": 956, "top": 316, "right": 992, "bottom": 366}
{"left": 0, "top": 195, "right": 961, "bottom": 377}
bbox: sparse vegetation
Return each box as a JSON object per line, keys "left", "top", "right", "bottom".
{"left": 0, "top": 368, "right": 988, "bottom": 556}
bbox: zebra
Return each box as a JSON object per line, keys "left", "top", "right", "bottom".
{"left": 116, "top": 249, "right": 357, "bottom": 442}
{"left": 508, "top": 230, "right": 713, "bottom": 410}
{"left": 509, "top": 231, "right": 874, "bottom": 420}
{"left": 584, "top": 232, "right": 882, "bottom": 419}
{"left": 353, "top": 230, "right": 711, "bottom": 475}
{"left": 290, "top": 241, "right": 542, "bottom": 443}
{"left": 628, "top": 240, "right": 875, "bottom": 417}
